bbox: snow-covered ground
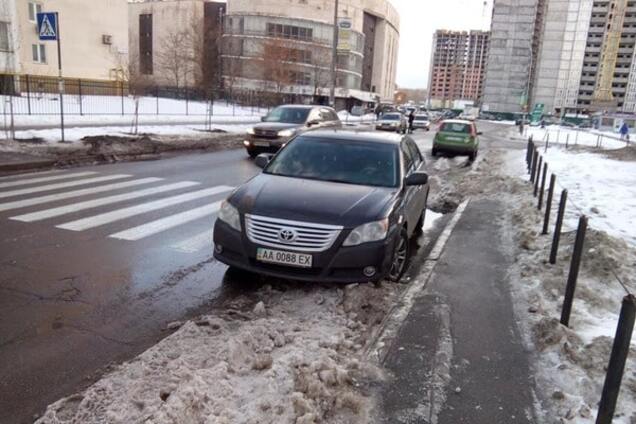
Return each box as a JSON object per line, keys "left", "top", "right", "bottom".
{"left": 524, "top": 126, "right": 629, "bottom": 150}
{"left": 502, "top": 148, "right": 636, "bottom": 423}
{"left": 506, "top": 146, "right": 636, "bottom": 248}
{"left": 13, "top": 123, "right": 254, "bottom": 143}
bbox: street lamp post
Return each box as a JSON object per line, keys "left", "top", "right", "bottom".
{"left": 329, "top": 0, "right": 339, "bottom": 108}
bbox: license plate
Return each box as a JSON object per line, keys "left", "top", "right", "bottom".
{"left": 256, "top": 248, "right": 312, "bottom": 268}
{"left": 253, "top": 141, "right": 270, "bottom": 147}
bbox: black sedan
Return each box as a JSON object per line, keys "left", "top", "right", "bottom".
{"left": 214, "top": 130, "right": 430, "bottom": 283}
{"left": 243, "top": 105, "right": 341, "bottom": 158}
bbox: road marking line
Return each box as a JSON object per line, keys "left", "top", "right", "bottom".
{"left": 0, "top": 170, "right": 62, "bottom": 181}
{"left": 0, "top": 175, "right": 131, "bottom": 199}
{"left": 110, "top": 202, "right": 221, "bottom": 241}
{"left": 10, "top": 181, "right": 199, "bottom": 222}
{"left": 171, "top": 230, "right": 214, "bottom": 253}
{"left": 0, "top": 172, "right": 98, "bottom": 189}
{"left": 56, "top": 186, "right": 233, "bottom": 231}
{"left": 0, "top": 178, "right": 163, "bottom": 212}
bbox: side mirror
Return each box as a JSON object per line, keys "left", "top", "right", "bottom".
{"left": 255, "top": 153, "right": 274, "bottom": 169}
{"left": 307, "top": 120, "right": 320, "bottom": 127}
{"left": 405, "top": 171, "right": 428, "bottom": 186}
{"left": 260, "top": 116, "right": 266, "bottom": 122}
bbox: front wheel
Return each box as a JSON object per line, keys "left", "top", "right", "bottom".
{"left": 388, "top": 229, "right": 410, "bottom": 283}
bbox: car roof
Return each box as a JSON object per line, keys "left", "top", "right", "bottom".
{"left": 277, "top": 104, "right": 331, "bottom": 110}
{"left": 299, "top": 129, "right": 405, "bottom": 145}
{"left": 442, "top": 119, "right": 473, "bottom": 125}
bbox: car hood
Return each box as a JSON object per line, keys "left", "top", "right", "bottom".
{"left": 252, "top": 122, "right": 303, "bottom": 131}
{"left": 232, "top": 174, "right": 397, "bottom": 228}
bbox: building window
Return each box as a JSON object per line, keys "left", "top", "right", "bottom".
{"left": 0, "top": 22, "right": 9, "bottom": 51}
{"left": 266, "top": 23, "right": 313, "bottom": 41}
{"left": 139, "top": 14, "right": 153, "bottom": 75}
{"left": 28, "top": 2, "right": 42, "bottom": 22}
{"left": 32, "top": 43, "right": 46, "bottom": 63}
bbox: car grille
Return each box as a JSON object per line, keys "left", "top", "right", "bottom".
{"left": 245, "top": 214, "right": 342, "bottom": 252}
{"left": 253, "top": 129, "right": 280, "bottom": 138}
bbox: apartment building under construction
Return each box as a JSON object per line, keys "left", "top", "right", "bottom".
{"left": 428, "top": 30, "right": 490, "bottom": 108}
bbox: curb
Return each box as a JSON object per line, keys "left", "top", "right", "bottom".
{"left": 0, "top": 159, "right": 57, "bottom": 174}
{"left": 364, "top": 199, "right": 470, "bottom": 364}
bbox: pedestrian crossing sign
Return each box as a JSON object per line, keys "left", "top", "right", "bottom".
{"left": 37, "top": 13, "right": 58, "bottom": 41}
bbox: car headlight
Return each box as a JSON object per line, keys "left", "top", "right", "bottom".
{"left": 343, "top": 218, "right": 389, "bottom": 246}
{"left": 278, "top": 129, "right": 296, "bottom": 137}
{"left": 218, "top": 200, "right": 241, "bottom": 231}
{"left": 246, "top": 128, "right": 255, "bottom": 135}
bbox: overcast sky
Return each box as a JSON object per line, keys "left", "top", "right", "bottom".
{"left": 390, "top": 0, "right": 493, "bottom": 89}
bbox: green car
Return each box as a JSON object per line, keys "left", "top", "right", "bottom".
{"left": 432, "top": 119, "right": 481, "bottom": 161}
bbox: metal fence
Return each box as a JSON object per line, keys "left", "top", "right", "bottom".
{"left": 0, "top": 74, "right": 304, "bottom": 116}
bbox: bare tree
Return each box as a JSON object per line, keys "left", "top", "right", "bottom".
{"left": 311, "top": 49, "right": 331, "bottom": 104}
{"left": 157, "top": 29, "right": 194, "bottom": 90}
{"left": 114, "top": 51, "right": 152, "bottom": 135}
{"left": 261, "top": 39, "right": 297, "bottom": 104}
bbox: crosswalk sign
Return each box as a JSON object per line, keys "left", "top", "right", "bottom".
{"left": 37, "top": 13, "right": 58, "bottom": 41}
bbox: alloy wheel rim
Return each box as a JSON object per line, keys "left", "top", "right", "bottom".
{"left": 390, "top": 236, "right": 407, "bottom": 280}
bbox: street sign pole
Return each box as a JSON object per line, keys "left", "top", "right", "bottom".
{"left": 55, "top": 13, "right": 65, "bottom": 143}
{"left": 37, "top": 12, "right": 64, "bottom": 142}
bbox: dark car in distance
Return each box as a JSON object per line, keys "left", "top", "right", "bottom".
{"left": 243, "top": 105, "right": 341, "bottom": 158}
{"left": 214, "top": 130, "right": 430, "bottom": 283}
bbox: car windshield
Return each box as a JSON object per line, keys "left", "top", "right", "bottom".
{"left": 382, "top": 114, "right": 401, "bottom": 121}
{"left": 263, "top": 107, "right": 310, "bottom": 124}
{"left": 441, "top": 122, "right": 471, "bottom": 133}
{"left": 265, "top": 136, "right": 399, "bottom": 188}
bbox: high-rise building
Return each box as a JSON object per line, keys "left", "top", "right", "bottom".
{"left": 481, "top": 0, "right": 542, "bottom": 114}
{"left": 427, "top": 30, "right": 489, "bottom": 108}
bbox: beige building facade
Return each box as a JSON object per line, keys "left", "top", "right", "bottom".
{"left": 128, "top": 0, "right": 226, "bottom": 89}
{"left": 223, "top": 0, "right": 400, "bottom": 105}
{"left": 12, "top": 0, "right": 128, "bottom": 81}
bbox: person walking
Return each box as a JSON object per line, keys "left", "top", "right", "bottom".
{"left": 620, "top": 122, "right": 629, "bottom": 141}
{"left": 408, "top": 110, "right": 415, "bottom": 134}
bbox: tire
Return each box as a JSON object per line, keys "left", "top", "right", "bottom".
{"left": 469, "top": 150, "right": 477, "bottom": 161}
{"left": 432, "top": 148, "right": 438, "bottom": 157}
{"left": 388, "top": 229, "right": 410, "bottom": 283}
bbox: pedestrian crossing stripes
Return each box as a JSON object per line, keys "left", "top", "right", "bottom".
{"left": 0, "top": 172, "right": 97, "bottom": 189}
{"left": 0, "top": 178, "right": 163, "bottom": 212}
{"left": 0, "top": 170, "right": 234, "bottom": 252}
{"left": 11, "top": 181, "right": 200, "bottom": 222}
{"left": 56, "top": 186, "right": 233, "bottom": 231}
{"left": 0, "top": 174, "right": 131, "bottom": 199}
{"left": 110, "top": 201, "right": 222, "bottom": 241}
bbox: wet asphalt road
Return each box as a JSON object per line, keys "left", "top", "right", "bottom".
{"left": 0, "top": 121, "right": 516, "bottom": 423}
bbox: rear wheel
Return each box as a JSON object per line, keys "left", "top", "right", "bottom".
{"left": 388, "top": 229, "right": 410, "bottom": 282}
{"left": 432, "top": 147, "right": 438, "bottom": 157}
{"left": 469, "top": 150, "right": 477, "bottom": 161}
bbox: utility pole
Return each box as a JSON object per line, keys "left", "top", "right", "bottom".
{"left": 329, "top": 0, "right": 339, "bottom": 108}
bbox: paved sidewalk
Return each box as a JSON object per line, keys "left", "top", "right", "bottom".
{"left": 380, "top": 199, "right": 537, "bottom": 423}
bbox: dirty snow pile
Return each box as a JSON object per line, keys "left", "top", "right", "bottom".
{"left": 502, "top": 153, "right": 636, "bottom": 423}
{"left": 36, "top": 282, "right": 399, "bottom": 424}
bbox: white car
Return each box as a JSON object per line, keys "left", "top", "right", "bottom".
{"left": 412, "top": 114, "right": 431, "bottom": 131}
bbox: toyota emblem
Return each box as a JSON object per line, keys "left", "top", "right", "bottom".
{"left": 278, "top": 228, "right": 297, "bottom": 243}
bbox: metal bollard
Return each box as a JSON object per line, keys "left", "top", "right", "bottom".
{"left": 560, "top": 215, "right": 587, "bottom": 327}
{"left": 534, "top": 156, "right": 542, "bottom": 197}
{"left": 550, "top": 189, "right": 568, "bottom": 264}
{"left": 530, "top": 149, "right": 538, "bottom": 183}
{"left": 542, "top": 174, "right": 556, "bottom": 235}
{"left": 595, "top": 295, "right": 636, "bottom": 424}
{"left": 545, "top": 134, "right": 549, "bottom": 152}
{"left": 538, "top": 162, "right": 548, "bottom": 211}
